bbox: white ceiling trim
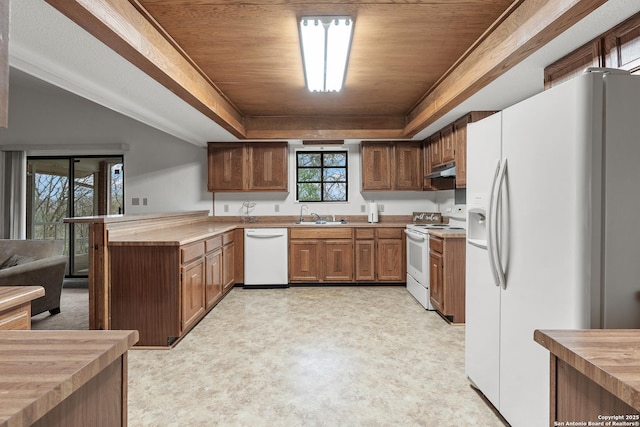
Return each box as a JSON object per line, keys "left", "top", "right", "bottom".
{"left": 8, "top": 0, "right": 235, "bottom": 147}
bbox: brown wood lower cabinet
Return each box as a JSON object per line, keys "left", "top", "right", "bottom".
{"left": 109, "top": 231, "right": 235, "bottom": 347}
{"left": 355, "top": 228, "right": 404, "bottom": 282}
{"left": 535, "top": 330, "right": 640, "bottom": 424}
{"left": 288, "top": 226, "right": 405, "bottom": 284}
{"left": 222, "top": 231, "right": 235, "bottom": 291}
{"left": 0, "top": 330, "right": 137, "bottom": 427}
{"left": 0, "top": 286, "right": 45, "bottom": 330}
{"left": 289, "top": 228, "right": 354, "bottom": 283}
{"left": 324, "top": 240, "right": 354, "bottom": 282}
{"left": 355, "top": 238, "right": 375, "bottom": 281}
{"left": 429, "top": 235, "right": 465, "bottom": 323}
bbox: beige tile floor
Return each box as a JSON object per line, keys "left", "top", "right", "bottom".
{"left": 127, "top": 286, "right": 507, "bottom": 427}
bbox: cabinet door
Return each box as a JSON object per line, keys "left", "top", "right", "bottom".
{"left": 205, "top": 249, "right": 223, "bottom": 309}
{"left": 604, "top": 14, "right": 640, "bottom": 74}
{"left": 440, "top": 125, "right": 455, "bottom": 164}
{"left": 355, "top": 240, "right": 375, "bottom": 281}
{"left": 289, "top": 240, "right": 321, "bottom": 282}
{"left": 544, "top": 41, "right": 602, "bottom": 89}
{"left": 248, "top": 142, "right": 288, "bottom": 191}
{"left": 423, "top": 138, "right": 435, "bottom": 190}
{"left": 222, "top": 241, "right": 235, "bottom": 292}
{"left": 377, "top": 239, "right": 404, "bottom": 282}
{"left": 361, "top": 142, "right": 393, "bottom": 191}
{"left": 208, "top": 143, "right": 245, "bottom": 191}
{"left": 454, "top": 117, "right": 469, "bottom": 188}
{"left": 429, "top": 250, "right": 444, "bottom": 313}
{"left": 324, "top": 240, "right": 353, "bottom": 282}
{"left": 181, "top": 259, "right": 205, "bottom": 331}
{"left": 395, "top": 141, "right": 423, "bottom": 190}
{"left": 430, "top": 133, "right": 443, "bottom": 168}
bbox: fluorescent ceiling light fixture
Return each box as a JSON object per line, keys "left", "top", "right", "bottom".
{"left": 299, "top": 16, "right": 354, "bottom": 92}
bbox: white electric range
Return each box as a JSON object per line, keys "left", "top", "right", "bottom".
{"left": 404, "top": 219, "right": 465, "bottom": 309}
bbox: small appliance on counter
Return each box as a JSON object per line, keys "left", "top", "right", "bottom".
{"left": 367, "top": 201, "right": 379, "bottom": 223}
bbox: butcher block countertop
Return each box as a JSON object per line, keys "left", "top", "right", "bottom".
{"left": 534, "top": 329, "right": 640, "bottom": 410}
{"left": 105, "top": 215, "right": 411, "bottom": 246}
{"left": 427, "top": 229, "right": 466, "bottom": 239}
{"left": 0, "top": 287, "right": 44, "bottom": 312}
{"left": 0, "top": 330, "right": 138, "bottom": 427}
{"left": 108, "top": 222, "right": 237, "bottom": 246}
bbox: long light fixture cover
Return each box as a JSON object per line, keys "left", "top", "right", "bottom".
{"left": 299, "top": 16, "right": 354, "bottom": 92}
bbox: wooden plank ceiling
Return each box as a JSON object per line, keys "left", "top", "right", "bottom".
{"left": 44, "top": 0, "right": 606, "bottom": 140}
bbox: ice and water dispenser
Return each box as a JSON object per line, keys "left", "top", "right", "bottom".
{"left": 467, "top": 193, "right": 489, "bottom": 248}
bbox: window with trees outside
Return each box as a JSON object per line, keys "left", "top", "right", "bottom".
{"left": 296, "top": 151, "right": 348, "bottom": 202}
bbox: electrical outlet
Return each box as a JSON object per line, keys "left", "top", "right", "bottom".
{"left": 132, "top": 198, "right": 140, "bottom": 206}
{"left": 275, "top": 204, "right": 280, "bottom": 212}
{"left": 379, "top": 204, "right": 385, "bottom": 212}
{"left": 224, "top": 204, "right": 229, "bottom": 212}
{"left": 361, "top": 205, "right": 366, "bottom": 213}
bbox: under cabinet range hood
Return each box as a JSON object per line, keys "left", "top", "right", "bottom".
{"left": 425, "top": 162, "right": 456, "bottom": 179}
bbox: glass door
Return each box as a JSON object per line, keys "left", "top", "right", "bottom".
{"left": 27, "top": 156, "right": 124, "bottom": 276}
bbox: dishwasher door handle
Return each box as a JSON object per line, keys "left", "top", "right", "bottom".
{"left": 245, "top": 230, "right": 286, "bottom": 238}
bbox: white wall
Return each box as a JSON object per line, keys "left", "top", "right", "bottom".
{"left": 0, "top": 69, "right": 212, "bottom": 215}
{"left": 0, "top": 70, "right": 459, "bottom": 219}
{"left": 212, "top": 141, "right": 457, "bottom": 219}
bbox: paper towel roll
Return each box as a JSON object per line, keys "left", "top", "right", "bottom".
{"left": 368, "top": 202, "right": 379, "bottom": 223}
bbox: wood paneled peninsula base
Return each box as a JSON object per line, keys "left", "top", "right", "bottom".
{"left": 534, "top": 329, "right": 640, "bottom": 426}
{"left": 0, "top": 330, "right": 138, "bottom": 427}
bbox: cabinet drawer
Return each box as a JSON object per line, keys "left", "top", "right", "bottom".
{"left": 0, "top": 305, "right": 30, "bottom": 330}
{"left": 205, "top": 236, "right": 223, "bottom": 253}
{"left": 376, "top": 228, "right": 402, "bottom": 239}
{"left": 355, "top": 228, "right": 374, "bottom": 239}
{"left": 181, "top": 242, "right": 205, "bottom": 264}
{"left": 429, "top": 236, "right": 443, "bottom": 253}
{"left": 222, "top": 231, "right": 234, "bottom": 245}
{"left": 290, "top": 228, "right": 353, "bottom": 239}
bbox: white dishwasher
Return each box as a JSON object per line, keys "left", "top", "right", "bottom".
{"left": 244, "top": 228, "right": 289, "bottom": 288}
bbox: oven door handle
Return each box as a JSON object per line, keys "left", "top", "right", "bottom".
{"left": 404, "top": 230, "right": 425, "bottom": 242}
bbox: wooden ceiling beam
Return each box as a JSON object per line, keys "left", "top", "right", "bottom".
{"left": 45, "top": 0, "right": 247, "bottom": 139}
{"left": 244, "top": 115, "right": 407, "bottom": 140}
{"left": 404, "top": 0, "right": 608, "bottom": 136}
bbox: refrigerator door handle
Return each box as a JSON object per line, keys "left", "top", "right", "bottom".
{"left": 487, "top": 160, "right": 502, "bottom": 287}
{"left": 494, "top": 158, "right": 508, "bottom": 290}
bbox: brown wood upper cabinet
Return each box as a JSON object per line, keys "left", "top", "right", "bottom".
{"left": 208, "top": 142, "right": 288, "bottom": 192}
{"left": 545, "top": 11, "right": 640, "bottom": 89}
{"left": 453, "top": 111, "right": 496, "bottom": 188}
{"left": 361, "top": 141, "right": 422, "bottom": 191}
{"left": 440, "top": 125, "right": 455, "bottom": 165}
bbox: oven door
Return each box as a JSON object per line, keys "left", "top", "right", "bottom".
{"left": 404, "top": 229, "right": 428, "bottom": 285}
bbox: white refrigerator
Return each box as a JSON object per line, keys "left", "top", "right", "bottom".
{"left": 465, "top": 69, "right": 640, "bottom": 427}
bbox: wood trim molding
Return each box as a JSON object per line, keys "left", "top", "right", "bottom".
{"left": 44, "top": 0, "right": 246, "bottom": 138}
{"left": 404, "top": 0, "right": 608, "bottom": 136}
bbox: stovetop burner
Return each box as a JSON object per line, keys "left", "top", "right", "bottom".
{"left": 406, "top": 223, "right": 465, "bottom": 233}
